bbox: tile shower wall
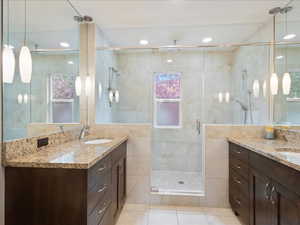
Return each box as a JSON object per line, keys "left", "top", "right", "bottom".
{"left": 114, "top": 50, "right": 235, "bottom": 176}
{"left": 231, "top": 20, "right": 272, "bottom": 125}
{"left": 3, "top": 53, "right": 80, "bottom": 141}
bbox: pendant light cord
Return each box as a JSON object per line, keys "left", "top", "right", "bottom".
{"left": 24, "top": 0, "right": 27, "bottom": 45}
{"left": 66, "top": 0, "right": 82, "bottom": 17}
{"left": 285, "top": 11, "right": 288, "bottom": 72}
{"left": 7, "top": 0, "right": 10, "bottom": 45}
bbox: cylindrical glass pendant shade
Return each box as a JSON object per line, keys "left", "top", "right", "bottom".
{"left": 253, "top": 80, "right": 260, "bottom": 98}
{"left": 19, "top": 46, "right": 32, "bottom": 83}
{"left": 2, "top": 46, "right": 15, "bottom": 83}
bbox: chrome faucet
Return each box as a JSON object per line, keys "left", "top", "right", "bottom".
{"left": 79, "top": 126, "right": 89, "bottom": 140}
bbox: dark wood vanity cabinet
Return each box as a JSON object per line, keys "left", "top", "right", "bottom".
{"left": 229, "top": 142, "right": 300, "bottom": 225}
{"left": 5, "top": 142, "right": 127, "bottom": 225}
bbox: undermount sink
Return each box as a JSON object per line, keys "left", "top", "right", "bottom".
{"left": 275, "top": 147, "right": 300, "bottom": 164}
{"left": 84, "top": 139, "right": 113, "bottom": 145}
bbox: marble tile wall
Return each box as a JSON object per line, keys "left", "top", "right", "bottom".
{"left": 90, "top": 124, "right": 152, "bottom": 204}
{"left": 203, "top": 125, "right": 265, "bottom": 207}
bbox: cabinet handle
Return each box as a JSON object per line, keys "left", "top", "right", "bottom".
{"left": 98, "top": 203, "right": 108, "bottom": 215}
{"left": 97, "top": 185, "right": 107, "bottom": 193}
{"left": 98, "top": 166, "right": 106, "bottom": 172}
{"left": 234, "top": 198, "right": 241, "bottom": 206}
{"left": 236, "top": 151, "right": 241, "bottom": 154}
{"left": 264, "top": 182, "right": 270, "bottom": 200}
{"left": 234, "top": 177, "right": 241, "bottom": 184}
{"left": 235, "top": 164, "right": 241, "bottom": 169}
{"left": 270, "top": 186, "right": 276, "bottom": 204}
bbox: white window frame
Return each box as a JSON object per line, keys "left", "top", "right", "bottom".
{"left": 153, "top": 72, "right": 182, "bottom": 129}
{"left": 48, "top": 74, "right": 75, "bottom": 123}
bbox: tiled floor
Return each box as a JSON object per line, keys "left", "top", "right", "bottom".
{"left": 151, "top": 170, "right": 203, "bottom": 195}
{"left": 116, "top": 204, "right": 242, "bottom": 225}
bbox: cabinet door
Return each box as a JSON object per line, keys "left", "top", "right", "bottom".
{"left": 271, "top": 181, "right": 300, "bottom": 225}
{"left": 111, "top": 163, "right": 119, "bottom": 219}
{"left": 118, "top": 157, "right": 126, "bottom": 209}
{"left": 249, "top": 169, "right": 273, "bottom": 225}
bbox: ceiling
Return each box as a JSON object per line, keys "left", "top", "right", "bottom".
{"left": 6, "top": 0, "right": 292, "bottom": 48}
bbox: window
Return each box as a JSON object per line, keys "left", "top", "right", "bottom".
{"left": 48, "top": 74, "right": 77, "bottom": 123}
{"left": 154, "top": 73, "right": 181, "bottom": 128}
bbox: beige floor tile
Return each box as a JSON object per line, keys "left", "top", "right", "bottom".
{"left": 123, "top": 204, "right": 149, "bottom": 212}
{"left": 204, "top": 208, "right": 235, "bottom": 217}
{"left": 148, "top": 211, "right": 178, "bottom": 225}
{"left": 149, "top": 205, "right": 178, "bottom": 213}
{"left": 116, "top": 211, "right": 149, "bottom": 225}
{"left": 207, "top": 215, "right": 241, "bottom": 225}
{"left": 177, "top": 213, "right": 209, "bottom": 225}
{"left": 176, "top": 206, "right": 207, "bottom": 214}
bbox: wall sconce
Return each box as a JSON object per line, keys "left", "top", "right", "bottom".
{"left": 282, "top": 72, "right": 291, "bottom": 95}
{"left": 17, "top": 94, "right": 23, "bottom": 104}
{"left": 218, "top": 92, "right": 223, "bottom": 103}
{"left": 253, "top": 80, "right": 260, "bottom": 98}
{"left": 225, "top": 92, "right": 230, "bottom": 103}
{"left": 75, "top": 76, "right": 81, "bottom": 96}
{"left": 270, "top": 73, "right": 279, "bottom": 95}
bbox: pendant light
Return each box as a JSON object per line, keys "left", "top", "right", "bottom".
{"left": 218, "top": 92, "right": 223, "bottom": 103}
{"left": 85, "top": 76, "right": 91, "bottom": 97}
{"left": 225, "top": 92, "right": 230, "bottom": 103}
{"left": 270, "top": 73, "right": 279, "bottom": 95}
{"left": 19, "top": 0, "right": 32, "bottom": 83}
{"left": 3, "top": 0, "right": 15, "bottom": 83}
{"left": 98, "top": 82, "right": 102, "bottom": 99}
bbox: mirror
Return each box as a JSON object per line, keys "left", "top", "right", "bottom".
{"left": 274, "top": 1, "right": 300, "bottom": 124}
{"left": 3, "top": 0, "right": 81, "bottom": 141}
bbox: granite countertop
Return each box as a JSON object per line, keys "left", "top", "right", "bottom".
{"left": 4, "top": 136, "right": 128, "bottom": 169}
{"left": 228, "top": 137, "right": 300, "bottom": 172}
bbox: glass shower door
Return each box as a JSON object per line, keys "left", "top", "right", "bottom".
{"left": 151, "top": 50, "right": 204, "bottom": 195}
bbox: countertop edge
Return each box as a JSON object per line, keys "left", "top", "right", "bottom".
{"left": 227, "top": 137, "right": 300, "bottom": 172}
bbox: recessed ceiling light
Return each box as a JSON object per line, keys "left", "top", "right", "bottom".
{"left": 139, "top": 40, "right": 149, "bottom": 45}
{"left": 60, "top": 42, "right": 70, "bottom": 48}
{"left": 283, "top": 33, "right": 296, "bottom": 40}
{"left": 202, "top": 37, "right": 213, "bottom": 43}
{"left": 276, "top": 55, "right": 284, "bottom": 59}
{"left": 68, "top": 61, "right": 74, "bottom": 65}
{"left": 167, "top": 59, "right": 173, "bottom": 63}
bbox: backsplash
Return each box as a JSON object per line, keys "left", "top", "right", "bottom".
{"left": 3, "top": 128, "right": 80, "bottom": 163}
{"left": 275, "top": 127, "right": 300, "bottom": 144}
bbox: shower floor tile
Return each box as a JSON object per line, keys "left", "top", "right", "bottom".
{"left": 151, "top": 170, "right": 203, "bottom": 195}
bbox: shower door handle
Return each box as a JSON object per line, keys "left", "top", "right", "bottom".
{"left": 196, "top": 120, "right": 201, "bottom": 135}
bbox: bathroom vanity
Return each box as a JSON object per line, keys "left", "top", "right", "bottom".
{"left": 5, "top": 137, "right": 127, "bottom": 225}
{"left": 229, "top": 140, "right": 300, "bottom": 225}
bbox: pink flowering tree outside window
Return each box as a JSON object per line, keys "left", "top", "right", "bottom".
{"left": 154, "top": 73, "right": 181, "bottom": 128}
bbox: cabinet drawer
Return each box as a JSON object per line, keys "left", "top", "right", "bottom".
{"left": 88, "top": 156, "right": 112, "bottom": 190}
{"left": 230, "top": 193, "right": 249, "bottom": 225}
{"left": 229, "top": 168, "right": 249, "bottom": 197}
{"left": 88, "top": 190, "right": 112, "bottom": 225}
{"left": 88, "top": 171, "right": 112, "bottom": 215}
{"left": 229, "top": 143, "right": 249, "bottom": 163}
{"left": 230, "top": 156, "right": 249, "bottom": 179}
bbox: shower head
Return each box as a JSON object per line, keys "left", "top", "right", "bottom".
{"left": 269, "top": 7, "right": 282, "bottom": 15}
{"left": 74, "top": 15, "right": 93, "bottom": 23}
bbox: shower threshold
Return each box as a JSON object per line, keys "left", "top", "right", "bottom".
{"left": 151, "top": 170, "right": 204, "bottom": 197}
{"left": 151, "top": 186, "right": 204, "bottom": 197}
